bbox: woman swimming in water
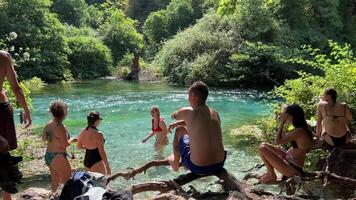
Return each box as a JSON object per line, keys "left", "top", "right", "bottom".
{"left": 316, "top": 88, "right": 353, "bottom": 148}
{"left": 42, "top": 100, "right": 76, "bottom": 192}
{"left": 142, "top": 106, "right": 169, "bottom": 158}
{"left": 258, "top": 104, "right": 313, "bottom": 184}
{"left": 77, "top": 111, "right": 111, "bottom": 175}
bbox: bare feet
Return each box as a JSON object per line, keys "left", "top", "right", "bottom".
{"left": 167, "top": 154, "right": 180, "bottom": 171}
{"left": 258, "top": 173, "right": 277, "bottom": 184}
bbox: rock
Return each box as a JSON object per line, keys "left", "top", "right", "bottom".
{"left": 17, "top": 188, "right": 56, "bottom": 200}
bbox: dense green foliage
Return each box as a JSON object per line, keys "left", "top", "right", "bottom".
{"left": 143, "top": 0, "right": 194, "bottom": 44}
{"left": 99, "top": 9, "right": 143, "bottom": 63}
{"left": 143, "top": 0, "right": 218, "bottom": 45}
{"left": 155, "top": 13, "right": 307, "bottom": 87}
{"left": 51, "top": 0, "right": 89, "bottom": 27}
{"left": 67, "top": 36, "right": 113, "bottom": 79}
{"left": 275, "top": 41, "right": 356, "bottom": 118}
{"left": 125, "top": 0, "right": 170, "bottom": 24}
{"left": 0, "top": 0, "right": 69, "bottom": 82}
{"left": 155, "top": 0, "right": 356, "bottom": 87}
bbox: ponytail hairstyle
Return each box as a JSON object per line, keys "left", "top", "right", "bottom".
{"left": 86, "top": 111, "right": 102, "bottom": 129}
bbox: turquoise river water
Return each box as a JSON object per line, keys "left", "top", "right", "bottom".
{"left": 25, "top": 80, "right": 271, "bottom": 196}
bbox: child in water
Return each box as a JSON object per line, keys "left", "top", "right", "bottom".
{"left": 142, "top": 106, "right": 169, "bottom": 158}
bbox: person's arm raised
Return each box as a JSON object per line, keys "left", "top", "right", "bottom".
{"left": 171, "top": 107, "right": 192, "bottom": 121}
{"left": 167, "top": 120, "right": 186, "bottom": 133}
{"left": 275, "top": 116, "right": 298, "bottom": 145}
{"left": 3, "top": 52, "right": 31, "bottom": 128}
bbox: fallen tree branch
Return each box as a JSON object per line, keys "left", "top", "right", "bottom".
{"left": 108, "top": 159, "right": 176, "bottom": 183}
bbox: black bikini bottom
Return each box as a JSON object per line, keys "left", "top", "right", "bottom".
{"left": 325, "top": 132, "right": 348, "bottom": 147}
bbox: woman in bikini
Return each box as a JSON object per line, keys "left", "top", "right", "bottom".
{"left": 42, "top": 100, "right": 76, "bottom": 192}
{"left": 142, "top": 106, "right": 169, "bottom": 158}
{"left": 77, "top": 111, "right": 111, "bottom": 175}
{"left": 258, "top": 104, "right": 313, "bottom": 184}
{"left": 316, "top": 88, "right": 353, "bottom": 148}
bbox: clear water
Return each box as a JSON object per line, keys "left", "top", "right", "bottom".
{"left": 28, "top": 80, "right": 270, "bottom": 191}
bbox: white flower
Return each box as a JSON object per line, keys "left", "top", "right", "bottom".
{"left": 9, "top": 32, "right": 17, "bottom": 40}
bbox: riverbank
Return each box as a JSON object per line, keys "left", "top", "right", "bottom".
{"left": 9, "top": 126, "right": 85, "bottom": 198}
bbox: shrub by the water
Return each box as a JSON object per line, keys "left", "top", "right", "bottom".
{"left": 67, "top": 36, "right": 113, "bottom": 79}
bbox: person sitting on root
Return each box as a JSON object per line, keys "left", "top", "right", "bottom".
{"left": 77, "top": 111, "right": 111, "bottom": 176}
{"left": 42, "top": 100, "right": 76, "bottom": 192}
{"left": 142, "top": 106, "right": 169, "bottom": 158}
{"left": 258, "top": 104, "right": 313, "bottom": 184}
{"left": 316, "top": 88, "right": 353, "bottom": 148}
{"left": 167, "top": 81, "right": 226, "bottom": 175}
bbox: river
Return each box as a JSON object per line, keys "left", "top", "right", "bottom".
{"left": 27, "top": 80, "right": 271, "bottom": 196}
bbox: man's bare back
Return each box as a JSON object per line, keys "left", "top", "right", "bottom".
{"left": 167, "top": 81, "right": 226, "bottom": 174}
{"left": 175, "top": 105, "right": 225, "bottom": 166}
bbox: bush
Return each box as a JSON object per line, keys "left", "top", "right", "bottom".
{"left": 3, "top": 81, "right": 32, "bottom": 110}
{"left": 23, "top": 77, "right": 45, "bottom": 91}
{"left": 67, "top": 36, "right": 113, "bottom": 79}
{"left": 154, "top": 13, "right": 242, "bottom": 86}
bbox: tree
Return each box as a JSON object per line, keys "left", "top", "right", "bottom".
{"left": 51, "top": 0, "right": 90, "bottom": 27}
{"left": 99, "top": 9, "right": 143, "bottom": 63}
{"left": 0, "top": 0, "right": 70, "bottom": 82}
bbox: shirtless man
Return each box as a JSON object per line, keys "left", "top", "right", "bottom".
{"left": 167, "top": 81, "right": 226, "bottom": 174}
{"left": 316, "top": 88, "right": 353, "bottom": 148}
{"left": 0, "top": 51, "right": 32, "bottom": 200}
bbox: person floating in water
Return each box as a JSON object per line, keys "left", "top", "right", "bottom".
{"left": 316, "top": 88, "right": 353, "bottom": 148}
{"left": 42, "top": 100, "right": 76, "bottom": 192}
{"left": 77, "top": 111, "right": 111, "bottom": 176}
{"left": 142, "top": 106, "right": 169, "bottom": 158}
{"left": 258, "top": 104, "right": 313, "bottom": 184}
{"left": 167, "top": 81, "right": 226, "bottom": 175}
{"left": 0, "top": 51, "right": 32, "bottom": 200}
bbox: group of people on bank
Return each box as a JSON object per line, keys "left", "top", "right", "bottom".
{"left": 0, "top": 50, "right": 354, "bottom": 199}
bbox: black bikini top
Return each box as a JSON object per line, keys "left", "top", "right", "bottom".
{"left": 324, "top": 104, "right": 346, "bottom": 120}
{"left": 85, "top": 125, "right": 99, "bottom": 131}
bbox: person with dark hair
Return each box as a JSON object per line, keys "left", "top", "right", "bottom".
{"left": 42, "top": 100, "right": 76, "bottom": 192}
{"left": 142, "top": 106, "right": 169, "bottom": 158}
{"left": 258, "top": 104, "right": 313, "bottom": 184}
{"left": 316, "top": 88, "right": 353, "bottom": 147}
{"left": 0, "top": 51, "right": 32, "bottom": 200}
{"left": 167, "top": 81, "right": 226, "bottom": 175}
{"left": 77, "top": 111, "right": 111, "bottom": 176}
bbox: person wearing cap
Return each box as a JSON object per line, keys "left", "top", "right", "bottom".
{"left": 77, "top": 111, "right": 111, "bottom": 175}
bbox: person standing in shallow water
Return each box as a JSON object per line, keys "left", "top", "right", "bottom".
{"left": 42, "top": 100, "right": 76, "bottom": 192}
{"left": 142, "top": 106, "right": 169, "bottom": 158}
{"left": 167, "top": 81, "right": 226, "bottom": 175}
{"left": 77, "top": 112, "right": 111, "bottom": 176}
{"left": 316, "top": 88, "right": 353, "bottom": 148}
{"left": 258, "top": 104, "right": 313, "bottom": 184}
{"left": 0, "top": 51, "right": 32, "bottom": 200}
